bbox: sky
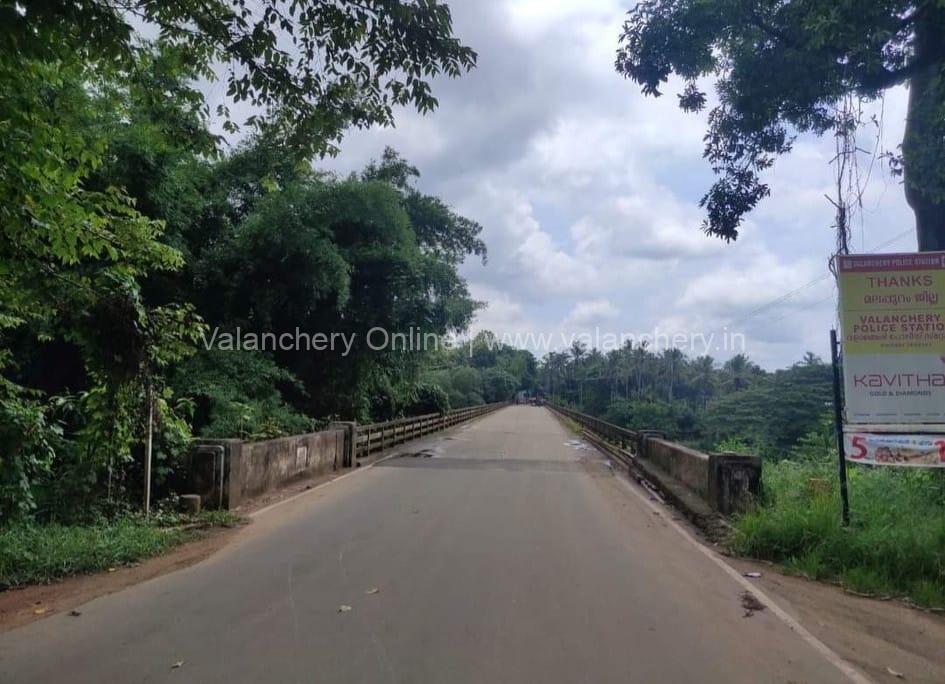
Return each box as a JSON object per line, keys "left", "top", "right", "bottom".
{"left": 317, "top": 0, "right": 917, "bottom": 369}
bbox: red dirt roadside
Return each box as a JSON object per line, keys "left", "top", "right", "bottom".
{"left": 726, "top": 556, "right": 945, "bottom": 684}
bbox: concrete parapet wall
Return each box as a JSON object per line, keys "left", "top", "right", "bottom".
{"left": 706, "top": 451, "right": 763, "bottom": 515}
{"left": 637, "top": 437, "right": 762, "bottom": 514}
{"left": 641, "top": 438, "right": 711, "bottom": 500}
{"left": 189, "top": 430, "right": 344, "bottom": 510}
{"left": 547, "top": 403, "right": 762, "bottom": 516}
{"left": 189, "top": 402, "right": 509, "bottom": 509}
{"left": 240, "top": 430, "right": 345, "bottom": 499}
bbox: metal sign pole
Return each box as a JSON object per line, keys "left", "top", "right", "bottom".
{"left": 830, "top": 329, "right": 850, "bottom": 526}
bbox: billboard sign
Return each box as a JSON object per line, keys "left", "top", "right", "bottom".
{"left": 837, "top": 251, "right": 945, "bottom": 425}
{"left": 844, "top": 430, "right": 945, "bottom": 467}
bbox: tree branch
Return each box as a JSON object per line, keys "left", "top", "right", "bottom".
{"left": 859, "top": 53, "right": 943, "bottom": 91}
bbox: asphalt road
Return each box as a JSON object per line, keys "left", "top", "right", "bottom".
{"left": 0, "top": 406, "right": 857, "bottom": 683}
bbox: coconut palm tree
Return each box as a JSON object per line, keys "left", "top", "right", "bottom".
{"left": 660, "top": 348, "right": 686, "bottom": 402}
{"left": 722, "top": 353, "right": 759, "bottom": 391}
{"left": 691, "top": 355, "right": 716, "bottom": 408}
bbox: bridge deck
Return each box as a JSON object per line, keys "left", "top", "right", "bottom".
{"left": 0, "top": 406, "right": 851, "bottom": 683}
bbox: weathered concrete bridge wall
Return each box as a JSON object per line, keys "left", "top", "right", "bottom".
{"left": 187, "top": 402, "right": 508, "bottom": 510}
{"left": 641, "top": 435, "right": 762, "bottom": 516}
{"left": 189, "top": 430, "right": 344, "bottom": 509}
{"left": 547, "top": 404, "right": 762, "bottom": 520}
{"left": 241, "top": 430, "right": 345, "bottom": 498}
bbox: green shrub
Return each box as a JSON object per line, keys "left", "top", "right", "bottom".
{"left": 730, "top": 459, "right": 945, "bottom": 608}
{"left": 173, "top": 349, "right": 314, "bottom": 439}
{"left": 0, "top": 519, "right": 185, "bottom": 586}
{"left": 0, "top": 511, "right": 237, "bottom": 587}
{"left": 604, "top": 399, "right": 697, "bottom": 437}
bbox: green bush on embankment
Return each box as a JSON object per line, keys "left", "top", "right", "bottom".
{"left": 729, "top": 448, "right": 945, "bottom": 609}
{"left": 0, "top": 510, "right": 237, "bottom": 587}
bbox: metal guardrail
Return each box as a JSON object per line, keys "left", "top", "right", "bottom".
{"left": 546, "top": 403, "right": 640, "bottom": 453}
{"left": 355, "top": 402, "right": 508, "bottom": 458}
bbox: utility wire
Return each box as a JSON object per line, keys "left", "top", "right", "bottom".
{"left": 726, "top": 227, "right": 913, "bottom": 331}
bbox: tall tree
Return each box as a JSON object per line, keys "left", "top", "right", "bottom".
{"left": 0, "top": 52, "right": 204, "bottom": 518}
{"left": 616, "top": 1, "right": 945, "bottom": 250}
{"left": 691, "top": 355, "right": 716, "bottom": 408}
{"left": 660, "top": 348, "right": 686, "bottom": 402}
{"left": 5, "top": 0, "right": 476, "bottom": 157}
{"left": 722, "top": 353, "right": 759, "bottom": 392}
{"left": 1, "top": 1, "right": 477, "bottom": 516}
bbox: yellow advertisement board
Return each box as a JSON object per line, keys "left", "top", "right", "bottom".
{"left": 837, "top": 251, "right": 945, "bottom": 425}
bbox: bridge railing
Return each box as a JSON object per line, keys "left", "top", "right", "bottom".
{"left": 355, "top": 402, "right": 507, "bottom": 459}
{"left": 546, "top": 401, "right": 761, "bottom": 517}
{"left": 546, "top": 403, "right": 639, "bottom": 453}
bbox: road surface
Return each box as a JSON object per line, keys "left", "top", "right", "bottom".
{"left": 0, "top": 406, "right": 856, "bottom": 683}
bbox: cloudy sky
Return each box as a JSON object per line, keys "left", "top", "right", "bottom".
{"left": 321, "top": 0, "right": 916, "bottom": 369}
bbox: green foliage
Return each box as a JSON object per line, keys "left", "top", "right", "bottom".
{"left": 604, "top": 398, "right": 700, "bottom": 437}
{"left": 730, "top": 448, "right": 945, "bottom": 609}
{"left": 172, "top": 350, "right": 314, "bottom": 440}
{"left": 616, "top": 1, "right": 945, "bottom": 248}
{"left": 205, "top": 181, "right": 352, "bottom": 330}
{"left": 790, "top": 414, "right": 836, "bottom": 462}
{"left": 0, "top": 49, "right": 207, "bottom": 521}
{"left": 363, "top": 147, "right": 487, "bottom": 265}
{"left": 5, "top": 1, "right": 477, "bottom": 158}
{"left": 444, "top": 366, "right": 486, "bottom": 408}
{"left": 541, "top": 343, "right": 829, "bottom": 453}
{"left": 0, "top": 384, "right": 61, "bottom": 520}
{"left": 398, "top": 381, "right": 451, "bottom": 416}
{"left": 0, "top": 511, "right": 238, "bottom": 587}
{"left": 1, "top": 0, "right": 480, "bottom": 523}
{"left": 482, "top": 368, "right": 518, "bottom": 403}
{"left": 415, "top": 343, "right": 536, "bottom": 411}
{"left": 190, "top": 149, "right": 483, "bottom": 421}
{"left": 2, "top": 29, "right": 484, "bottom": 521}
{"left": 715, "top": 435, "right": 752, "bottom": 455}
{"left": 703, "top": 358, "right": 832, "bottom": 456}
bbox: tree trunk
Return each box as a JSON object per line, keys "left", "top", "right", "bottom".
{"left": 904, "top": 6, "right": 945, "bottom": 252}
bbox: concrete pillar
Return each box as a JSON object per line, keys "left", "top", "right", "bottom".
{"left": 190, "top": 439, "right": 243, "bottom": 510}
{"left": 329, "top": 422, "right": 357, "bottom": 468}
{"left": 179, "top": 494, "right": 201, "bottom": 515}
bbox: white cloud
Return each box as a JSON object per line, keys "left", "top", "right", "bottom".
{"left": 677, "top": 252, "right": 823, "bottom": 316}
{"left": 322, "top": 0, "right": 916, "bottom": 369}
{"left": 467, "top": 283, "right": 533, "bottom": 336}
{"left": 562, "top": 299, "right": 620, "bottom": 330}
{"left": 503, "top": 0, "right": 622, "bottom": 41}
{"left": 571, "top": 194, "right": 726, "bottom": 261}
{"left": 457, "top": 182, "right": 594, "bottom": 299}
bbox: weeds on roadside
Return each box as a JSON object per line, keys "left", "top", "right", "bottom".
{"left": 729, "top": 451, "right": 945, "bottom": 609}
{"left": 0, "top": 509, "right": 239, "bottom": 588}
